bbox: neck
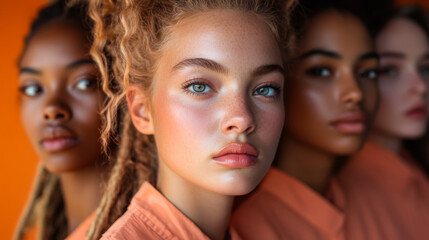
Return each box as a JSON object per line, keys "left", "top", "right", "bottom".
{"left": 59, "top": 163, "right": 105, "bottom": 234}
{"left": 157, "top": 162, "right": 233, "bottom": 240}
{"left": 276, "top": 137, "right": 336, "bottom": 195}
{"left": 368, "top": 130, "right": 401, "bottom": 155}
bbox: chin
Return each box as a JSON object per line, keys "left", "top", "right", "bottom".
{"left": 328, "top": 139, "right": 364, "bottom": 156}
{"left": 41, "top": 155, "right": 96, "bottom": 174}
{"left": 398, "top": 126, "right": 427, "bottom": 139}
{"left": 208, "top": 171, "right": 265, "bottom": 196}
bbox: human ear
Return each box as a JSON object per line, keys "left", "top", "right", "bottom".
{"left": 127, "top": 85, "right": 154, "bottom": 135}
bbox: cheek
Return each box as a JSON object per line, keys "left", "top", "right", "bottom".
{"left": 74, "top": 95, "right": 103, "bottom": 133}
{"left": 361, "top": 80, "right": 379, "bottom": 117}
{"left": 377, "top": 79, "right": 402, "bottom": 118}
{"left": 255, "top": 101, "right": 284, "bottom": 152}
{"left": 286, "top": 85, "right": 332, "bottom": 133}
{"left": 20, "top": 99, "right": 41, "bottom": 144}
{"left": 152, "top": 90, "right": 218, "bottom": 161}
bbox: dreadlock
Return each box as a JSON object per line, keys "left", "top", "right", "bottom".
{"left": 86, "top": 0, "right": 295, "bottom": 239}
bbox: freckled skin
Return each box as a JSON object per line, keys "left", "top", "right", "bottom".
{"left": 373, "top": 18, "right": 429, "bottom": 141}
{"left": 128, "top": 9, "right": 285, "bottom": 240}
{"left": 19, "top": 22, "right": 104, "bottom": 173}
{"left": 151, "top": 10, "right": 285, "bottom": 196}
{"left": 284, "top": 11, "right": 378, "bottom": 155}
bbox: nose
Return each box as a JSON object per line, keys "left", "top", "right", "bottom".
{"left": 43, "top": 97, "right": 71, "bottom": 122}
{"left": 221, "top": 95, "right": 256, "bottom": 135}
{"left": 339, "top": 73, "right": 363, "bottom": 105}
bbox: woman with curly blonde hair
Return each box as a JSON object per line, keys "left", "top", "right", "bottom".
{"left": 86, "top": 0, "right": 295, "bottom": 239}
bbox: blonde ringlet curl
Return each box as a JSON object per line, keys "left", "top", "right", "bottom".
{"left": 86, "top": 0, "right": 297, "bottom": 239}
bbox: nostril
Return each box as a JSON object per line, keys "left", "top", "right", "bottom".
{"left": 44, "top": 114, "right": 49, "bottom": 120}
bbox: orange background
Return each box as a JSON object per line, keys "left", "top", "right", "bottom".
{"left": 0, "top": 0, "right": 428, "bottom": 239}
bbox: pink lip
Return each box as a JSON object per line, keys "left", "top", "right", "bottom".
{"left": 213, "top": 143, "right": 258, "bottom": 168}
{"left": 405, "top": 103, "right": 427, "bottom": 119}
{"left": 40, "top": 126, "right": 79, "bottom": 152}
{"left": 331, "top": 112, "right": 366, "bottom": 134}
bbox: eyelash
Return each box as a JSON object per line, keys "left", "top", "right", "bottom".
{"left": 181, "top": 79, "right": 213, "bottom": 96}
{"left": 359, "top": 68, "right": 379, "bottom": 80}
{"left": 19, "top": 84, "right": 43, "bottom": 97}
{"left": 379, "top": 65, "right": 399, "bottom": 77}
{"left": 305, "top": 66, "right": 333, "bottom": 78}
{"left": 253, "top": 83, "right": 281, "bottom": 99}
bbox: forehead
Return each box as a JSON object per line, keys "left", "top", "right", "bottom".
{"left": 20, "top": 21, "right": 90, "bottom": 68}
{"left": 376, "top": 18, "right": 429, "bottom": 56}
{"left": 299, "top": 10, "right": 373, "bottom": 57}
{"left": 159, "top": 9, "right": 282, "bottom": 69}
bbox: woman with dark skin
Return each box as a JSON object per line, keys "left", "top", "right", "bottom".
{"left": 231, "top": 1, "right": 379, "bottom": 239}
{"left": 14, "top": 1, "right": 109, "bottom": 239}
{"left": 337, "top": 5, "right": 429, "bottom": 240}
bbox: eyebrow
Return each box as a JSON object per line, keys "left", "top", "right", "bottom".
{"left": 173, "top": 57, "right": 284, "bottom": 77}
{"left": 19, "top": 59, "right": 95, "bottom": 75}
{"left": 300, "top": 49, "right": 341, "bottom": 59}
{"left": 66, "top": 59, "right": 95, "bottom": 69}
{"left": 358, "top": 51, "right": 379, "bottom": 62}
{"left": 251, "top": 64, "right": 284, "bottom": 78}
{"left": 172, "top": 58, "right": 227, "bottom": 74}
{"left": 379, "top": 52, "right": 405, "bottom": 59}
{"left": 19, "top": 67, "right": 41, "bottom": 75}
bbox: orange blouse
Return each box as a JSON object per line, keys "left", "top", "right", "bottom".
{"left": 101, "top": 182, "right": 242, "bottom": 240}
{"left": 337, "top": 141, "right": 429, "bottom": 240}
{"left": 230, "top": 168, "right": 345, "bottom": 240}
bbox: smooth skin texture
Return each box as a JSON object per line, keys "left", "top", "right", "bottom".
{"left": 277, "top": 10, "right": 379, "bottom": 194}
{"left": 128, "top": 10, "right": 285, "bottom": 240}
{"left": 18, "top": 21, "right": 105, "bottom": 232}
{"left": 371, "top": 18, "right": 429, "bottom": 153}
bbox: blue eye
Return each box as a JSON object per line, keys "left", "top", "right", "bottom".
{"left": 190, "top": 84, "right": 208, "bottom": 93}
{"left": 19, "top": 84, "right": 42, "bottom": 97}
{"left": 76, "top": 78, "right": 96, "bottom": 90}
{"left": 184, "top": 81, "right": 212, "bottom": 95}
{"left": 253, "top": 86, "right": 279, "bottom": 97}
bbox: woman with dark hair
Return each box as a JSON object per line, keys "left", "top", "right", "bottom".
{"left": 337, "top": 4, "right": 429, "bottom": 240}
{"left": 230, "top": 0, "right": 380, "bottom": 239}
{"left": 14, "top": 1, "right": 110, "bottom": 239}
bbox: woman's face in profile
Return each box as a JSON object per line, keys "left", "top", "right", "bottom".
{"left": 19, "top": 22, "right": 104, "bottom": 173}
{"left": 374, "top": 18, "right": 429, "bottom": 139}
{"left": 283, "top": 10, "right": 379, "bottom": 155}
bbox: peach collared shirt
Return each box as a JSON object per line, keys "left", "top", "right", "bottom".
{"left": 230, "top": 168, "right": 346, "bottom": 240}
{"left": 101, "top": 182, "right": 242, "bottom": 240}
{"left": 337, "top": 141, "right": 429, "bottom": 240}
{"left": 65, "top": 211, "right": 96, "bottom": 240}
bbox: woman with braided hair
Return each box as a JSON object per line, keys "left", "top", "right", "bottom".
{"left": 14, "top": 1, "right": 112, "bottom": 239}
{"left": 85, "top": 0, "right": 295, "bottom": 239}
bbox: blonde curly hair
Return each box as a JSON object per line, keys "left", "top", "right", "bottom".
{"left": 86, "top": 0, "right": 297, "bottom": 239}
